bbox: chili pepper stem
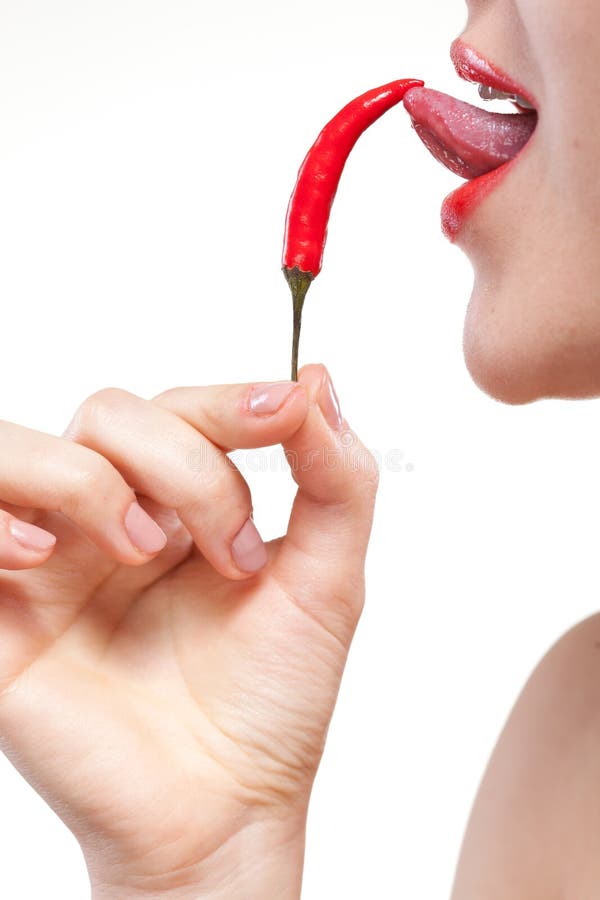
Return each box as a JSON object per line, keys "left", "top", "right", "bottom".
{"left": 283, "top": 267, "right": 314, "bottom": 381}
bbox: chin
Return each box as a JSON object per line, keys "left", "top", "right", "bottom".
{"left": 462, "top": 285, "right": 600, "bottom": 406}
{"left": 463, "top": 320, "right": 541, "bottom": 406}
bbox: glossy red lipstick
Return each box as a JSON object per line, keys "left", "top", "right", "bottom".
{"left": 441, "top": 157, "right": 519, "bottom": 241}
{"left": 450, "top": 39, "right": 537, "bottom": 109}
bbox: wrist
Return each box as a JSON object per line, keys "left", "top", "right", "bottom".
{"left": 88, "top": 815, "right": 306, "bottom": 900}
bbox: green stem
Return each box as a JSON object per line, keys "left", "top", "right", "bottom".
{"left": 283, "top": 268, "right": 313, "bottom": 381}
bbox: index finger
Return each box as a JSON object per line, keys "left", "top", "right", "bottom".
{"left": 152, "top": 381, "right": 308, "bottom": 451}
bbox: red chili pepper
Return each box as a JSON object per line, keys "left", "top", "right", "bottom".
{"left": 282, "top": 77, "right": 424, "bottom": 380}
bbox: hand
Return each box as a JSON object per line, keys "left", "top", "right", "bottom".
{"left": 0, "top": 365, "right": 378, "bottom": 899}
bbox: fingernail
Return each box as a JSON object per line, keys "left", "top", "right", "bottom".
{"left": 125, "top": 502, "right": 168, "bottom": 554}
{"left": 248, "top": 382, "right": 296, "bottom": 416}
{"left": 319, "top": 370, "right": 344, "bottom": 431}
{"left": 232, "top": 518, "right": 268, "bottom": 573}
{"left": 10, "top": 519, "right": 57, "bottom": 553}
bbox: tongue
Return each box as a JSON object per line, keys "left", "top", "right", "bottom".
{"left": 403, "top": 86, "right": 537, "bottom": 179}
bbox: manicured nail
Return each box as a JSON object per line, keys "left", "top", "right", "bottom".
{"left": 232, "top": 518, "right": 268, "bottom": 573}
{"left": 125, "top": 502, "right": 168, "bottom": 554}
{"left": 249, "top": 382, "right": 296, "bottom": 416}
{"left": 10, "top": 519, "right": 57, "bottom": 553}
{"left": 319, "top": 370, "right": 344, "bottom": 431}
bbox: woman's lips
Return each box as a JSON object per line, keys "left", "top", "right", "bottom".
{"left": 450, "top": 39, "right": 538, "bottom": 108}
{"left": 404, "top": 40, "right": 539, "bottom": 240}
{"left": 402, "top": 88, "right": 537, "bottom": 179}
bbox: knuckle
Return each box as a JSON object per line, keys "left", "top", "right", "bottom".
{"left": 180, "top": 466, "right": 251, "bottom": 521}
{"left": 152, "top": 387, "right": 188, "bottom": 409}
{"left": 70, "top": 388, "right": 132, "bottom": 436}
{"left": 211, "top": 470, "right": 252, "bottom": 512}
{"left": 61, "top": 449, "right": 120, "bottom": 517}
{"left": 84, "top": 387, "right": 131, "bottom": 418}
{"left": 355, "top": 447, "right": 380, "bottom": 499}
{"left": 333, "top": 577, "right": 366, "bottom": 626}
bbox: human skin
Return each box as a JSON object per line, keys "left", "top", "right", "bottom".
{"left": 448, "top": 0, "right": 600, "bottom": 896}
{"left": 451, "top": 616, "right": 600, "bottom": 899}
{"left": 0, "top": 365, "right": 378, "bottom": 898}
{"left": 456, "top": 0, "right": 600, "bottom": 404}
{"left": 4, "top": 0, "right": 600, "bottom": 896}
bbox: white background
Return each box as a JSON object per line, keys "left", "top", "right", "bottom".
{"left": 1, "top": 1, "right": 598, "bottom": 897}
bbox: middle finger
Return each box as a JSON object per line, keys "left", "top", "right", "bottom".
{"left": 65, "top": 388, "right": 264, "bottom": 580}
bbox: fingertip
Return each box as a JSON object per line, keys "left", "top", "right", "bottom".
{"left": 298, "top": 364, "right": 345, "bottom": 433}
{"left": 235, "top": 380, "right": 309, "bottom": 446}
{"left": 124, "top": 501, "right": 168, "bottom": 556}
{"left": 0, "top": 517, "right": 58, "bottom": 569}
{"left": 9, "top": 519, "right": 57, "bottom": 555}
{"left": 297, "top": 363, "right": 328, "bottom": 399}
{"left": 231, "top": 517, "right": 268, "bottom": 576}
{"left": 280, "top": 381, "right": 310, "bottom": 431}
{"left": 243, "top": 380, "right": 308, "bottom": 418}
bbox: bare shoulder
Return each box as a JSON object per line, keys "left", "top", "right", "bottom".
{"left": 451, "top": 613, "right": 600, "bottom": 900}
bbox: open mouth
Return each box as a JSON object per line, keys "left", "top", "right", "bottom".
{"left": 403, "top": 39, "right": 539, "bottom": 237}
{"left": 404, "top": 39, "right": 538, "bottom": 180}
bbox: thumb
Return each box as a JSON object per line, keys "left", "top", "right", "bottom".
{"left": 273, "top": 364, "right": 379, "bottom": 626}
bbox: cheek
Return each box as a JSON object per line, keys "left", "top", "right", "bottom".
{"left": 518, "top": 0, "right": 599, "bottom": 65}
{"left": 520, "top": 0, "right": 600, "bottom": 205}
